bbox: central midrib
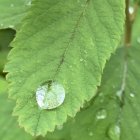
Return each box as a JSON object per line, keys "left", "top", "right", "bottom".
{"left": 53, "top": 0, "right": 90, "bottom": 80}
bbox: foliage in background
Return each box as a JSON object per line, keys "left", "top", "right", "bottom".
{"left": 0, "top": 79, "right": 32, "bottom": 140}
{"left": 0, "top": 0, "right": 140, "bottom": 140}
{"left": 0, "top": 29, "right": 15, "bottom": 75}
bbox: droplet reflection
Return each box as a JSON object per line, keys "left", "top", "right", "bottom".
{"left": 36, "top": 81, "right": 65, "bottom": 109}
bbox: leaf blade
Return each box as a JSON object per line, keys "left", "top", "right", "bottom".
{"left": 5, "top": 0, "right": 125, "bottom": 136}
{"left": 0, "top": 0, "right": 31, "bottom": 29}
{"left": 0, "top": 78, "right": 32, "bottom": 140}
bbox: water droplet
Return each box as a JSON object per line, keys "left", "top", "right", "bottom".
{"left": 26, "top": 0, "right": 31, "bottom": 6}
{"left": 36, "top": 81, "right": 65, "bottom": 109}
{"left": 129, "top": 6, "right": 134, "bottom": 14}
{"left": 89, "top": 132, "right": 93, "bottom": 136}
{"left": 107, "top": 124, "right": 120, "bottom": 140}
{"left": 96, "top": 109, "right": 107, "bottom": 120}
{"left": 99, "top": 92, "right": 103, "bottom": 97}
{"left": 0, "top": 23, "right": 3, "bottom": 27}
{"left": 9, "top": 25, "right": 14, "bottom": 28}
{"left": 100, "top": 99, "right": 104, "bottom": 103}
{"left": 116, "top": 90, "right": 122, "bottom": 100}
{"left": 18, "top": 80, "right": 22, "bottom": 84}
{"left": 137, "top": 37, "right": 140, "bottom": 44}
{"left": 69, "top": 65, "right": 72, "bottom": 68}
{"left": 57, "top": 125, "right": 63, "bottom": 130}
{"left": 130, "top": 93, "right": 135, "bottom": 98}
{"left": 10, "top": 3, "right": 14, "bottom": 7}
{"left": 112, "top": 85, "right": 116, "bottom": 89}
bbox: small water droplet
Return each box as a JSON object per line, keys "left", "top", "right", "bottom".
{"left": 107, "top": 124, "right": 120, "bottom": 140}
{"left": 18, "top": 80, "right": 22, "bottom": 84}
{"left": 69, "top": 65, "right": 72, "bottom": 68}
{"left": 112, "top": 85, "right": 116, "bottom": 89}
{"left": 10, "top": 3, "right": 14, "bottom": 7}
{"left": 26, "top": 0, "right": 31, "bottom": 6}
{"left": 9, "top": 25, "right": 14, "bottom": 28}
{"left": 84, "top": 50, "right": 87, "bottom": 54}
{"left": 129, "top": 6, "right": 134, "bottom": 14}
{"left": 100, "top": 98, "right": 104, "bottom": 103}
{"left": 130, "top": 93, "right": 135, "bottom": 98}
{"left": 89, "top": 132, "right": 93, "bottom": 136}
{"left": 57, "top": 125, "right": 63, "bottom": 130}
{"left": 137, "top": 37, "right": 140, "bottom": 44}
{"left": 36, "top": 81, "right": 65, "bottom": 109}
{"left": 116, "top": 90, "right": 122, "bottom": 100}
{"left": 96, "top": 109, "right": 107, "bottom": 120}
{"left": 99, "top": 92, "right": 103, "bottom": 97}
{"left": 0, "top": 23, "right": 3, "bottom": 27}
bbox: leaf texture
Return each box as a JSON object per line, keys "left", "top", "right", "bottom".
{"left": 46, "top": 11, "right": 140, "bottom": 140}
{"left": 5, "top": 0, "right": 125, "bottom": 136}
{"left": 52, "top": 45, "right": 140, "bottom": 140}
{"left": 68, "top": 45, "right": 140, "bottom": 140}
{"left": 0, "top": 78, "right": 32, "bottom": 140}
{"left": 0, "top": 0, "right": 31, "bottom": 29}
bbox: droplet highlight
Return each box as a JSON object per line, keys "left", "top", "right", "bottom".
{"left": 116, "top": 90, "right": 122, "bottom": 101}
{"left": 36, "top": 81, "right": 65, "bottom": 109}
{"left": 26, "top": 0, "right": 32, "bottom": 6}
{"left": 9, "top": 25, "right": 14, "bottom": 28}
{"left": 107, "top": 124, "right": 120, "bottom": 140}
{"left": 57, "top": 125, "right": 63, "bottom": 130}
{"left": 130, "top": 93, "right": 135, "bottom": 98}
{"left": 80, "top": 58, "right": 84, "bottom": 62}
{"left": 137, "top": 37, "right": 140, "bottom": 44}
{"left": 129, "top": 6, "right": 134, "bottom": 14}
{"left": 10, "top": 3, "right": 14, "bottom": 7}
{"left": 96, "top": 109, "right": 107, "bottom": 120}
{"left": 89, "top": 132, "right": 93, "bottom": 136}
{"left": 0, "top": 23, "right": 3, "bottom": 27}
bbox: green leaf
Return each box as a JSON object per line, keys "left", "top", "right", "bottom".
{"left": 0, "top": 0, "right": 31, "bottom": 29}
{"left": 5, "top": 0, "right": 125, "bottom": 136}
{"left": 46, "top": 120, "right": 72, "bottom": 140}
{"left": 70, "top": 46, "right": 140, "bottom": 140}
{"left": 66, "top": 15, "right": 140, "bottom": 140}
{"left": 0, "top": 79, "right": 32, "bottom": 140}
{"left": 64, "top": 46, "right": 140, "bottom": 140}
{"left": 0, "top": 77, "right": 7, "bottom": 93}
{"left": 0, "top": 50, "right": 8, "bottom": 74}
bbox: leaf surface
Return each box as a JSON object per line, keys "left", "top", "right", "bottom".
{"left": 66, "top": 13, "right": 140, "bottom": 140}
{"left": 0, "top": 78, "right": 32, "bottom": 140}
{"left": 46, "top": 10, "right": 140, "bottom": 140}
{"left": 5, "top": 0, "right": 125, "bottom": 136}
{"left": 0, "top": 0, "right": 31, "bottom": 29}
{"left": 70, "top": 46, "right": 140, "bottom": 140}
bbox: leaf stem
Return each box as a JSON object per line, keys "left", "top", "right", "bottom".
{"left": 124, "top": 0, "right": 139, "bottom": 47}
